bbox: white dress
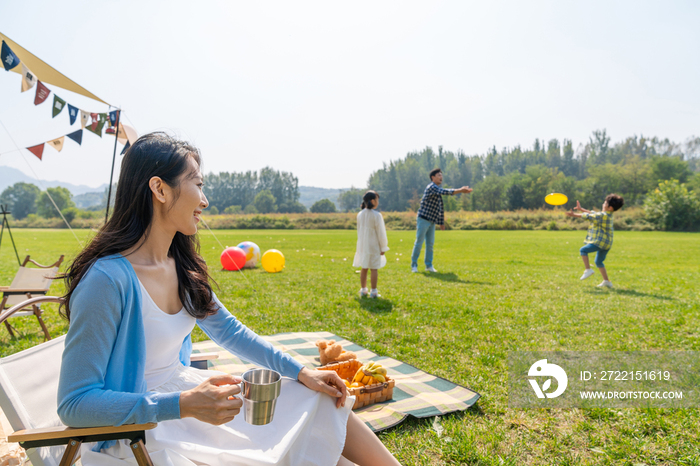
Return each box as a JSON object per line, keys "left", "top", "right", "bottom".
{"left": 80, "top": 281, "right": 353, "bottom": 466}
{"left": 353, "top": 209, "right": 389, "bottom": 269}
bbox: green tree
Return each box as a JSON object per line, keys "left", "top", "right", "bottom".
{"left": 644, "top": 179, "right": 700, "bottom": 231}
{"left": 36, "top": 187, "right": 75, "bottom": 218}
{"left": 243, "top": 204, "right": 258, "bottom": 214}
{"left": 253, "top": 190, "right": 277, "bottom": 213}
{"left": 278, "top": 201, "right": 307, "bottom": 213}
{"left": 0, "top": 182, "right": 40, "bottom": 219}
{"left": 476, "top": 175, "right": 506, "bottom": 211}
{"left": 649, "top": 156, "right": 692, "bottom": 184}
{"left": 337, "top": 187, "right": 364, "bottom": 212}
{"left": 505, "top": 177, "right": 527, "bottom": 210}
{"left": 310, "top": 199, "right": 336, "bottom": 213}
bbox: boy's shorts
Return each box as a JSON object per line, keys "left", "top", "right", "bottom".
{"left": 580, "top": 243, "right": 609, "bottom": 268}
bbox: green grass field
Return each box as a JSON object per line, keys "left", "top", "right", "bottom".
{"left": 2, "top": 228, "right": 699, "bottom": 465}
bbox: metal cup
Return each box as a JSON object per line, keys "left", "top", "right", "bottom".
{"left": 240, "top": 368, "right": 282, "bottom": 425}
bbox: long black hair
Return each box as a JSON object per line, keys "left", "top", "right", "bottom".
{"left": 361, "top": 190, "right": 379, "bottom": 210}
{"left": 60, "top": 132, "right": 217, "bottom": 320}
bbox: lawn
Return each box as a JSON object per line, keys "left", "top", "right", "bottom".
{"left": 1, "top": 228, "right": 700, "bottom": 465}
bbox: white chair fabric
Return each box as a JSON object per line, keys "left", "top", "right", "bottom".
{"left": 0, "top": 335, "right": 66, "bottom": 466}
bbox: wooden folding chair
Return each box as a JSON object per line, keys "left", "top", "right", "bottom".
{"left": 0, "top": 296, "right": 218, "bottom": 466}
{"left": 0, "top": 255, "right": 64, "bottom": 340}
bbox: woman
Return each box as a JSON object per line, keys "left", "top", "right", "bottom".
{"left": 57, "top": 133, "right": 401, "bottom": 466}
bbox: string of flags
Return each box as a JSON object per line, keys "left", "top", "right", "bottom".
{"left": 2, "top": 39, "right": 131, "bottom": 160}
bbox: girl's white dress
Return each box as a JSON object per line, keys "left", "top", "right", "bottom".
{"left": 353, "top": 208, "right": 390, "bottom": 269}
{"left": 80, "top": 281, "right": 353, "bottom": 466}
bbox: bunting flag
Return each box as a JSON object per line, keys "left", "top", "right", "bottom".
{"left": 66, "top": 129, "right": 83, "bottom": 145}
{"left": 1, "top": 40, "right": 20, "bottom": 71}
{"left": 52, "top": 95, "right": 66, "bottom": 118}
{"left": 20, "top": 63, "right": 37, "bottom": 92}
{"left": 27, "top": 143, "right": 44, "bottom": 160}
{"left": 80, "top": 110, "right": 89, "bottom": 128}
{"left": 47, "top": 136, "right": 65, "bottom": 152}
{"left": 85, "top": 119, "right": 104, "bottom": 137}
{"left": 121, "top": 141, "right": 130, "bottom": 155}
{"left": 98, "top": 113, "right": 108, "bottom": 124}
{"left": 109, "top": 110, "right": 119, "bottom": 126}
{"left": 67, "top": 104, "right": 78, "bottom": 125}
{"left": 112, "top": 122, "right": 138, "bottom": 146}
{"left": 34, "top": 81, "right": 50, "bottom": 105}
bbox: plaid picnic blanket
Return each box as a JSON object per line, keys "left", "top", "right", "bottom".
{"left": 192, "top": 331, "right": 481, "bottom": 432}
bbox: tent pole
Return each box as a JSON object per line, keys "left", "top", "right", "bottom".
{"left": 105, "top": 110, "right": 121, "bottom": 223}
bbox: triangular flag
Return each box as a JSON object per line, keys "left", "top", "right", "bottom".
{"left": 20, "top": 63, "right": 37, "bottom": 92}
{"left": 80, "top": 110, "right": 89, "bottom": 128}
{"left": 115, "top": 122, "right": 138, "bottom": 145}
{"left": 52, "top": 95, "right": 66, "bottom": 118}
{"left": 66, "top": 129, "right": 83, "bottom": 145}
{"left": 47, "top": 136, "right": 65, "bottom": 152}
{"left": 1, "top": 41, "right": 20, "bottom": 71}
{"left": 85, "top": 120, "right": 105, "bottom": 137}
{"left": 34, "top": 81, "right": 50, "bottom": 105}
{"left": 109, "top": 110, "right": 120, "bottom": 126}
{"left": 68, "top": 104, "right": 79, "bottom": 125}
{"left": 121, "top": 141, "right": 130, "bottom": 155}
{"left": 98, "top": 113, "right": 108, "bottom": 124}
{"left": 27, "top": 143, "right": 44, "bottom": 160}
{"left": 89, "top": 113, "right": 99, "bottom": 131}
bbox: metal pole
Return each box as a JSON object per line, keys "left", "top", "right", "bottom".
{"left": 105, "top": 110, "right": 121, "bottom": 223}
{"left": 0, "top": 205, "right": 21, "bottom": 266}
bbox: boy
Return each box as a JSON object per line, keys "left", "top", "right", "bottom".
{"left": 565, "top": 194, "right": 624, "bottom": 288}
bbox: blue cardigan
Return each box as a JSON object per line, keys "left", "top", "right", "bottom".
{"left": 57, "top": 254, "right": 304, "bottom": 445}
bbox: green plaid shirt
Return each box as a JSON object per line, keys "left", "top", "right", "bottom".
{"left": 582, "top": 211, "right": 613, "bottom": 250}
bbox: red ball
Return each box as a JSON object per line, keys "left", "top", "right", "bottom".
{"left": 220, "top": 247, "right": 247, "bottom": 271}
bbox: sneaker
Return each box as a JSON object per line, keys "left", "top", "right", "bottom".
{"left": 411, "top": 266, "right": 418, "bottom": 273}
{"left": 597, "top": 280, "right": 613, "bottom": 289}
{"left": 359, "top": 288, "right": 369, "bottom": 297}
{"left": 580, "top": 269, "right": 595, "bottom": 280}
{"left": 369, "top": 289, "right": 381, "bottom": 298}
{"left": 426, "top": 267, "right": 438, "bottom": 273}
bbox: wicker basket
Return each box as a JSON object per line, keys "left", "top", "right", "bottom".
{"left": 318, "top": 360, "right": 394, "bottom": 410}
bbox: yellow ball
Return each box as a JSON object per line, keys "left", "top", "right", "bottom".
{"left": 261, "top": 249, "right": 285, "bottom": 273}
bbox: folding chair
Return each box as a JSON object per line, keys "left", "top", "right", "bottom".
{"left": 0, "top": 296, "right": 218, "bottom": 466}
{"left": 0, "top": 255, "right": 64, "bottom": 340}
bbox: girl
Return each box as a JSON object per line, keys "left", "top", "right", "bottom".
{"left": 353, "top": 191, "right": 389, "bottom": 298}
{"left": 57, "top": 133, "right": 400, "bottom": 466}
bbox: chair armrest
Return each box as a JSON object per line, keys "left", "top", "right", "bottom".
{"left": 2, "top": 288, "right": 49, "bottom": 294}
{"left": 9, "top": 423, "right": 157, "bottom": 443}
{"left": 191, "top": 352, "right": 219, "bottom": 362}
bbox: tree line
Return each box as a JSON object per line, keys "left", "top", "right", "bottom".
{"left": 357, "top": 130, "right": 700, "bottom": 213}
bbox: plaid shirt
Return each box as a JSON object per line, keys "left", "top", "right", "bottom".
{"left": 416, "top": 182, "right": 456, "bottom": 225}
{"left": 582, "top": 211, "right": 614, "bottom": 250}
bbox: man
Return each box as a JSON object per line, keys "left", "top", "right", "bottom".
{"left": 411, "top": 168, "right": 472, "bottom": 273}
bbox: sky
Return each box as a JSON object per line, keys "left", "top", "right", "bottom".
{"left": 0, "top": 0, "right": 699, "bottom": 190}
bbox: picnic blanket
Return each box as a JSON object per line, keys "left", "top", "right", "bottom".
{"left": 193, "top": 331, "right": 481, "bottom": 432}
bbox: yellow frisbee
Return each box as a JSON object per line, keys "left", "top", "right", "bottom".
{"left": 545, "top": 193, "right": 568, "bottom": 206}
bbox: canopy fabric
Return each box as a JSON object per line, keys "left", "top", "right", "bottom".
{"left": 1, "top": 32, "right": 110, "bottom": 106}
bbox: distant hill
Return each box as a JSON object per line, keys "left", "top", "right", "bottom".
{"left": 298, "top": 186, "right": 349, "bottom": 209}
{"left": 0, "top": 166, "right": 108, "bottom": 197}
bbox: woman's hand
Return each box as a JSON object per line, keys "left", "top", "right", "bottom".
{"left": 179, "top": 374, "right": 243, "bottom": 425}
{"left": 297, "top": 367, "right": 347, "bottom": 408}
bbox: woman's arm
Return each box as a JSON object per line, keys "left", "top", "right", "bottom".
{"left": 57, "top": 265, "right": 180, "bottom": 427}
